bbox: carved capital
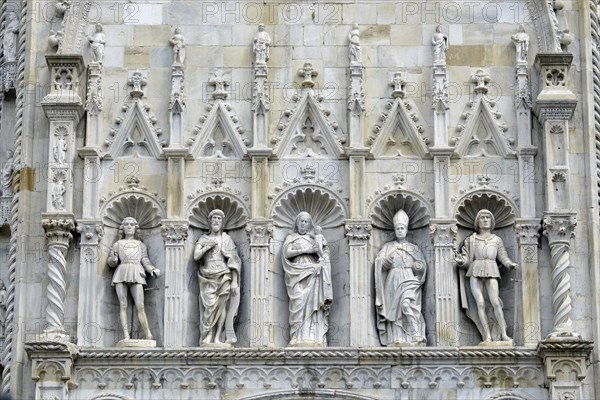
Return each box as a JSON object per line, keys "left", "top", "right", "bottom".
{"left": 75, "top": 220, "right": 103, "bottom": 245}
{"left": 42, "top": 214, "right": 75, "bottom": 246}
{"left": 429, "top": 222, "right": 457, "bottom": 247}
{"left": 161, "top": 220, "right": 189, "bottom": 245}
{"left": 344, "top": 220, "right": 372, "bottom": 242}
{"left": 515, "top": 223, "right": 541, "bottom": 246}
{"left": 245, "top": 220, "right": 273, "bottom": 246}
{"left": 543, "top": 212, "right": 577, "bottom": 245}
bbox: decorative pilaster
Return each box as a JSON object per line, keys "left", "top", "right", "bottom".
{"left": 85, "top": 61, "right": 102, "bottom": 147}
{"left": 345, "top": 220, "right": 372, "bottom": 347}
{"left": 74, "top": 219, "right": 103, "bottom": 346}
{"left": 40, "top": 215, "right": 75, "bottom": 341}
{"left": 543, "top": 213, "right": 579, "bottom": 338}
{"left": 538, "top": 339, "right": 593, "bottom": 400}
{"left": 161, "top": 220, "right": 189, "bottom": 347}
{"left": 515, "top": 220, "right": 541, "bottom": 346}
{"left": 245, "top": 220, "right": 273, "bottom": 347}
{"left": 40, "top": 55, "right": 83, "bottom": 344}
{"left": 26, "top": 341, "right": 78, "bottom": 400}
{"left": 431, "top": 25, "right": 449, "bottom": 150}
{"left": 429, "top": 220, "right": 459, "bottom": 345}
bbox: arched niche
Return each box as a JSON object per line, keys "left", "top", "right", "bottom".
{"left": 452, "top": 190, "right": 520, "bottom": 345}
{"left": 101, "top": 192, "right": 165, "bottom": 230}
{"left": 187, "top": 193, "right": 249, "bottom": 230}
{"left": 368, "top": 190, "right": 432, "bottom": 230}
{"left": 98, "top": 192, "right": 166, "bottom": 346}
{"left": 454, "top": 190, "right": 518, "bottom": 229}
{"left": 270, "top": 185, "right": 348, "bottom": 229}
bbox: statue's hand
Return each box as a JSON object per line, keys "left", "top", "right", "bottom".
{"left": 151, "top": 268, "right": 161, "bottom": 278}
{"left": 509, "top": 262, "right": 519, "bottom": 271}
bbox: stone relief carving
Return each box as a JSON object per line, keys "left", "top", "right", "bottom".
{"left": 253, "top": 24, "right": 270, "bottom": 65}
{"left": 374, "top": 210, "right": 427, "bottom": 346}
{"left": 282, "top": 212, "right": 333, "bottom": 347}
{"left": 3, "top": 12, "right": 18, "bottom": 63}
{"left": 87, "top": 23, "right": 105, "bottom": 64}
{"left": 455, "top": 209, "right": 519, "bottom": 344}
{"left": 169, "top": 27, "right": 185, "bottom": 64}
{"left": 348, "top": 23, "right": 361, "bottom": 65}
{"left": 193, "top": 209, "right": 241, "bottom": 346}
{"left": 2, "top": 150, "right": 14, "bottom": 196}
{"left": 432, "top": 25, "right": 448, "bottom": 65}
{"left": 108, "top": 217, "right": 161, "bottom": 346}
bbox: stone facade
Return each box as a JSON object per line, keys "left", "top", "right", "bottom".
{"left": 0, "top": 0, "right": 597, "bottom": 399}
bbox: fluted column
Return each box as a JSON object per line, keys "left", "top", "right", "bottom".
{"left": 515, "top": 221, "right": 541, "bottom": 346}
{"left": 161, "top": 220, "right": 189, "bottom": 347}
{"left": 245, "top": 220, "right": 273, "bottom": 347}
{"left": 345, "top": 221, "right": 372, "bottom": 347}
{"left": 40, "top": 216, "right": 74, "bottom": 340}
{"left": 429, "top": 220, "right": 459, "bottom": 345}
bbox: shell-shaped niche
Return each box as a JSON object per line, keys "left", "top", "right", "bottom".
{"left": 103, "top": 194, "right": 163, "bottom": 229}
{"left": 370, "top": 192, "right": 430, "bottom": 230}
{"left": 455, "top": 192, "right": 516, "bottom": 229}
{"left": 188, "top": 194, "right": 248, "bottom": 230}
{"left": 271, "top": 187, "right": 346, "bottom": 229}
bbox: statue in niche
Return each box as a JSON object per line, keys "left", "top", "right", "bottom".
{"left": 108, "top": 217, "right": 161, "bottom": 344}
{"left": 51, "top": 180, "right": 65, "bottom": 210}
{"left": 253, "top": 23, "right": 271, "bottom": 64}
{"left": 194, "top": 209, "right": 241, "bottom": 346}
{"left": 2, "top": 150, "right": 13, "bottom": 196}
{"left": 374, "top": 210, "right": 427, "bottom": 346}
{"left": 282, "top": 212, "right": 333, "bottom": 347}
{"left": 88, "top": 23, "right": 105, "bottom": 63}
{"left": 511, "top": 24, "right": 529, "bottom": 63}
{"left": 455, "top": 209, "right": 519, "bottom": 344}
{"left": 169, "top": 27, "right": 185, "bottom": 64}
{"left": 348, "top": 23, "right": 361, "bottom": 64}
{"left": 3, "top": 12, "right": 18, "bottom": 62}
{"left": 432, "top": 25, "right": 448, "bottom": 64}
{"left": 0, "top": 279, "right": 6, "bottom": 338}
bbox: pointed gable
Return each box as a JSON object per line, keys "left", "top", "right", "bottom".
{"left": 370, "top": 98, "right": 429, "bottom": 158}
{"left": 272, "top": 92, "right": 345, "bottom": 159}
{"left": 189, "top": 102, "right": 248, "bottom": 159}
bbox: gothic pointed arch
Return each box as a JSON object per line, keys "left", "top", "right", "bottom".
{"left": 453, "top": 97, "right": 516, "bottom": 158}
{"left": 369, "top": 98, "right": 429, "bottom": 158}
{"left": 272, "top": 91, "right": 345, "bottom": 159}
{"left": 188, "top": 101, "right": 249, "bottom": 159}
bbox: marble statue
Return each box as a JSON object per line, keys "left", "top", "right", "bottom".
{"left": 3, "top": 12, "right": 18, "bottom": 62}
{"left": 455, "top": 209, "right": 519, "bottom": 343}
{"left": 88, "top": 23, "right": 105, "bottom": 63}
{"left": 169, "top": 27, "right": 185, "bottom": 64}
{"left": 511, "top": 25, "right": 529, "bottom": 63}
{"left": 108, "top": 217, "right": 161, "bottom": 344}
{"left": 194, "top": 209, "right": 241, "bottom": 346}
{"left": 374, "top": 210, "right": 427, "bottom": 346}
{"left": 0, "top": 279, "right": 6, "bottom": 338}
{"left": 282, "top": 212, "right": 333, "bottom": 347}
{"left": 432, "top": 25, "right": 448, "bottom": 64}
{"left": 252, "top": 23, "right": 271, "bottom": 64}
{"left": 2, "top": 150, "right": 13, "bottom": 196}
{"left": 348, "top": 23, "right": 361, "bottom": 64}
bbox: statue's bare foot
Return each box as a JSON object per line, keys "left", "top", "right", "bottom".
{"left": 501, "top": 334, "right": 512, "bottom": 341}
{"left": 484, "top": 336, "right": 492, "bottom": 342}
